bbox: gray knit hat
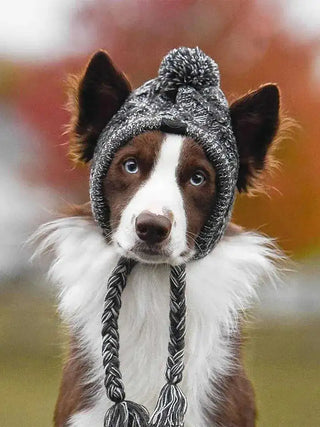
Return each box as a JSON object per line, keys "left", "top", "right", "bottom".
{"left": 90, "top": 47, "right": 239, "bottom": 260}
{"left": 90, "top": 47, "right": 240, "bottom": 427}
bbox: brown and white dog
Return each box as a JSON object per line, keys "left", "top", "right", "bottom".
{"left": 36, "top": 51, "right": 282, "bottom": 426}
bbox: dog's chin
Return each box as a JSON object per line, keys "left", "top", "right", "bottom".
{"left": 128, "top": 250, "right": 170, "bottom": 265}
{"left": 115, "top": 240, "right": 194, "bottom": 265}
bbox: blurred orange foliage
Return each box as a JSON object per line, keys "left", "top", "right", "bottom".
{"left": 6, "top": 0, "right": 320, "bottom": 257}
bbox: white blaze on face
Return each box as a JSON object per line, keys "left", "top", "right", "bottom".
{"left": 114, "top": 133, "right": 190, "bottom": 264}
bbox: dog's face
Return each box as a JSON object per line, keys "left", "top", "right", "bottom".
{"left": 104, "top": 131, "right": 216, "bottom": 264}
{"left": 68, "top": 50, "right": 280, "bottom": 261}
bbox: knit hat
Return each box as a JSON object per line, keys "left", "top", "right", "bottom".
{"left": 90, "top": 47, "right": 239, "bottom": 260}
{"left": 90, "top": 47, "right": 239, "bottom": 426}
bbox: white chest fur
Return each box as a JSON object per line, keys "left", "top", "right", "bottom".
{"left": 35, "top": 217, "right": 280, "bottom": 427}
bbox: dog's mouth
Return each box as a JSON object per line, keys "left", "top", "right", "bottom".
{"left": 116, "top": 240, "right": 194, "bottom": 265}
{"left": 135, "top": 243, "right": 168, "bottom": 256}
{"left": 128, "top": 242, "right": 171, "bottom": 263}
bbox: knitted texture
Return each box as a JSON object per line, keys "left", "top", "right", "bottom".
{"left": 90, "top": 47, "right": 239, "bottom": 259}
{"left": 101, "top": 257, "right": 136, "bottom": 403}
{"left": 165, "top": 264, "right": 186, "bottom": 386}
{"left": 102, "top": 259, "right": 188, "bottom": 426}
{"left": 158, "top": 47, "right": 220, "bottom": 91}
{"left": 93, "top": 47, "right": 241, "bottom": 426}
{"left": 101, "top": 258, "right": 150, "bottom": 426}
{"left": 149, "top": 264, "right": 187, "bottom": 427}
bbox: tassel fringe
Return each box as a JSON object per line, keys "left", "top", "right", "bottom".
{"left": 149, "top": 383, "right": 187, "bottom": 427}
{"left": 104, "top": 400, "right": 150, "bottom": 427}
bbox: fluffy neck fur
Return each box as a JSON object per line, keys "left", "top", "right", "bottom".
{"left": 35, "top": 216, "right": 280, "bottom": 427}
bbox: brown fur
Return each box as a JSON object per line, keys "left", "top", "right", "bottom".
{"left": 105, "top": 131, "right": 217, "bottom": 251}
{"left": 104, "top": 131, "right": 163, "bottom": 231}
{"left": 210, "top": 332, "right": 256, "bottom": 426}
{"left": 213, "top": 370, "right": 256, "bottom": 427}
{"left": 61, "top": 202, "right": 93, "bottom": 218}
{"left": 178, "top": 137, "right": 216, "bottom": 248}
{"left": 54, "top": 337, "right": 100, "bottom": 427}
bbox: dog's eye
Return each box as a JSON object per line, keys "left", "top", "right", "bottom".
{"left": 123, "top": 158, "right": 139, "bottom": 174}
{"left": 190, "top": 171, "right": 206, "bottom": 186}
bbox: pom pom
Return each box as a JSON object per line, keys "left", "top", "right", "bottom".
{"left": 158, "top": 47, "right": 219, "bottom": 92}
{"left": 149, "top": 383, "right": 187, "bottom": 427}
{"left": 104, "top": 400, "right": 149, "bottom": 427}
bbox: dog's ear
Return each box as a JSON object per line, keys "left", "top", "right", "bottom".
{"left": 230, "top": 84, "right": 280, "bottom": 192}
{"left": 68, "top": 50, "right": 132, "bottom": 164}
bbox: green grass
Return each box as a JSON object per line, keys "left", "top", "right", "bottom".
{"left": 0, "top": 287, "right": 64, "bottom": 427}
{"left": 245, "top": 319, "right": 320, "bottom": 426}
{"left": 0, "top": 288, "right": 319, "bottom": 426}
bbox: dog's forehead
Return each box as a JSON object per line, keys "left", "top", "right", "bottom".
{"left": 113, "top": 131, "right": 163, "bottom": 159}
{"left": 127, "top": 131, "right": 164, "bottom": 149}
{"left": 112, "top": 131, "right": 210, "bottom": 167}
{"left": 179, "top": 137, "right": 213, "bottom": 165}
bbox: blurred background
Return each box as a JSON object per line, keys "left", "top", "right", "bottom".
{"left": 0, "top": 0, "right": 319, "bottom": 425}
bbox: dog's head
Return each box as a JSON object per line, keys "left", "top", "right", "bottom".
{"left": 67, "top": 50, "right": 280, "bottom": 264}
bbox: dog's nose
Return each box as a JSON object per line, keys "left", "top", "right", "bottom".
{"left": 135, "top": 211, "right": 172, "bottom": 244}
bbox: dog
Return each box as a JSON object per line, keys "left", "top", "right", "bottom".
{"left": 35, "top": 50, "right": 282, "bottom": 426}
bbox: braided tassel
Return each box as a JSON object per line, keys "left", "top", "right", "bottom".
{"left": 102, "top": 258, "right": 149, "bottom": 427}
{"left": 149, "top": 264, "right": 188, "bottom": 427}
{"left": 104, "top": 400, "right": 149, "bottom": 427}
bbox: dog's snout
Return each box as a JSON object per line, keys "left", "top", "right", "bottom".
{"left": 135, "top": 211, "right": 172, "bottom": 244}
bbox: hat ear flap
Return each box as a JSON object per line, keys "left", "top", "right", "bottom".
{"left": 230, "top": 84, "right": 280, "bottom": 192}
{"left": 68, "top": 50, "right": 132, "bottom": 164}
